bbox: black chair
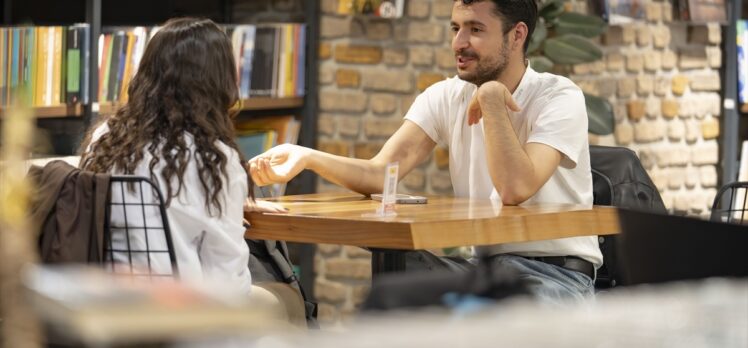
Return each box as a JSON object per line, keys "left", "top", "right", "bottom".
{"left": 104, "top": 175, "right": 179, "bottom": 280}
{"left": 710, "top": 181, "right": 748, "bottom": 224}
{"left": 590, "top": 145, "right": 667, "bottom": 288}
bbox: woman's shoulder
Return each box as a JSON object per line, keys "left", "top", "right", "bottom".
{"left": 90, "top": 121, "right": 111, "bottom": 142}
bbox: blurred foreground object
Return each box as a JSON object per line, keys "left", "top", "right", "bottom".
{"left": 24, "top": 265, "right": 289, "bottom": 346}
{"left": 0, "top": 101, "right": 41, "bottom": 348}
{"left": 265, "top": 278, "right": 748, "bottom": 348}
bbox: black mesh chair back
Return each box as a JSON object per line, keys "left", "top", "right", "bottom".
{"left": 710, "top": 181, "right": 748, "bottom": 224}
{"left": 104, "top": 175, "right": 179, "bottom": 280}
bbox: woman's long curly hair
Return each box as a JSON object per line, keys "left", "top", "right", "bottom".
{"left": 80, "top": 17, "right": 252, "bottom": 216}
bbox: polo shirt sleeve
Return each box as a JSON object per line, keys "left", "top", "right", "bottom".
{"left": 404, "top": 79, "right": 451, "bottom": 146}
{"left": 526, "top": 85, "right": 588, "bottom": 167}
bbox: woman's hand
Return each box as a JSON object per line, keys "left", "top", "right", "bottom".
{"left": 467, "top": 81, "right": 521, "bottom": 126}
{"left": 247, "top": 143, "right": 309, "bottom": 186}
{"left": 243, "top": 198, "right": 288, "bottom": 213}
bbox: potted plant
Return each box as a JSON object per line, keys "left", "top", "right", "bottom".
{"left": 529, "top": 0, "right": 614, "bottom": 136}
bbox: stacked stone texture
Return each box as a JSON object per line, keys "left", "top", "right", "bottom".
{"left": 569, "top": 0, "right": 721, "bottom": 217}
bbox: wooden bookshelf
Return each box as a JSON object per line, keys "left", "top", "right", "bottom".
{"left": 98, "top": 97, "right": 303, "bottom": 116}
{"left": 0, "top": 104, "right": 84, "bottom": 119}
{"left": 240, "top": 97, "right": 304, "bottom": 110}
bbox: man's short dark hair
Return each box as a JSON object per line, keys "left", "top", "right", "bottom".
{"left": 456, "top": 0, "right": 538, "bottom": 54}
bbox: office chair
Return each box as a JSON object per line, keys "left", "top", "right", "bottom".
{"left": 104, "top": 175, "right": 179, "bottom": 280}
{"left": 590, "top": 145, "right": 667, "bottom": 288}
{"left": 710, "top": 181, "right": 748, "bottom": 224}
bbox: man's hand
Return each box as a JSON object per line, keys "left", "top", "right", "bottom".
{"left": 247, "top": 143, "right": 309, "bottom": 186}
{"left": 467, "top": 81, "right": 521, "bottom": 125}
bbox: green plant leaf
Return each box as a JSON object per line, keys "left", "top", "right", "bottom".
{"left": 527, "top": 19, "right": 547, "bottom": 54}
{"left": 543, "top": 34, "right": 603, "bottom": 65}
{"left": 529, "top": 55, "right": 554, "bottom": 73}
{"left": 554, "top": 12, "right": 607, "bottom": 38}
{"left": 585, "top": 93, "right": 615, "bottom": 135}
{"left": 539, "top": 0, "right": 564, "bottom": 21}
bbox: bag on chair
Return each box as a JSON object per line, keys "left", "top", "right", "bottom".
{"left": 246, "top": 239, "right": 319, "bottom": 329}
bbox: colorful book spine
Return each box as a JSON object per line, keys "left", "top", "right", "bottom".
{"left": 239, "top": 25, "right": 256, "bottom": 99}
{"left": 0, "top": 29, "right": 6, "bottom": 105}
{"left": 51, "top": 26, "right": 63, "bottom": 105}
{"left": 66, "top": 26, "right": 82, "bottom": 104}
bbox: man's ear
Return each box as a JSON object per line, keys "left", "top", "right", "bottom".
{"left": 513, "top": 22, "right": 529, "bottom": 50}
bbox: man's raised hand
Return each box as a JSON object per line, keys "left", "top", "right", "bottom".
{"left": 467, "top": 81, "right": 521, "bottom": 126}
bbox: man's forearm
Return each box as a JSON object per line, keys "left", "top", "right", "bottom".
{"left": 482, "top": 112, "right": 536, "bottom": 204}
{"left": 306, "top": 149, "right": 386, "bottom": 195}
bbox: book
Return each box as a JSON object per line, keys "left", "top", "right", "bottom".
{"left": 78, "top": 24, "right": 91, "bottom": 105}
{"left": 24, "top": 265, "right": 284, "bottom": 345}
{"left": 236, "top": 130, "right": 277, "bottom": 160}
{"left": 66, "top": 26, "right": 82, "bottom": 104}
{"left": 249, "top": 26, "right": 276, "bottom": 97}
{"left": 236, "top": 115, "right": 298, "bottom": 146}
{"left": 98, "top": 33, "right": 112, "bottom": 103}
{"left": 10, "top": 28, "right": 20, "bottom": 102}
{"left": 239, "top": 25, "right": 256, "bottom": 99}
{"left": 23, "top": 27, "right": 36, "bottom": 105}
{"left": 0, "top": 28, "right": 5, "bottom": 105}
{"left": 236, "top": 115, "right": 299, "bottom": 197}
{"left": 106, "top": 31, "right": 125, "bottom": 102}
{"left": 51, "top": 26, "right": 63, "bottom": 104}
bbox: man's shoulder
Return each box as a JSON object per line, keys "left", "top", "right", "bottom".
{"left": 531, "top": 70, "right": 583, "bottom": 96}
{"left": 423, "top": 75, "right": 474, "bottom": 97}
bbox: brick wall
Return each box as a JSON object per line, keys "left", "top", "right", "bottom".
{"left": 314, "top": 0, "right": 458, "bottom": 326}
{"left": 313, "top": 0, "right": 723, "bottom": 327}
{"left": 569, "top": 0, "right": 721, "bottom": 217}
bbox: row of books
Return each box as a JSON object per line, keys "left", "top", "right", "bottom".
{"left": 1, "top": 22, "right": 307, "bottom": 108}
{"left": 230, "top": 24, "right": 307, "bottom": 99}
{"left": 235, "top": 115, "right": 300, "bottom": 197}
{"left": 98, "top": 23, "right": 306, "bottom": 104}
{"left": 0, "top": 24, "right": 91, "bottom": 108}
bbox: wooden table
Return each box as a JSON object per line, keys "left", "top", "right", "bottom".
{"left": 245, "top": 193, "right": 619, "bottom": 273}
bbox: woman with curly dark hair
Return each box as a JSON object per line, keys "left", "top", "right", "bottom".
{"left": 80, "top": 17, "right": 283, "bottom": 294}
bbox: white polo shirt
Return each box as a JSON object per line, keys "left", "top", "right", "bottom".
{"left": 404, "top": 67, "right": 603, "bottom": 267}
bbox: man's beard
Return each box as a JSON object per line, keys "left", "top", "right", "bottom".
{"left": 457, "top": 43, "right": 510, "bottom": 86}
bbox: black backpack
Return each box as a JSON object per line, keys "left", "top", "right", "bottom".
{"left": 245, "top": 238, "right": 318, "bottom": 329}
{"left": 590, "top": 145, "right": 667, "bottom": 288}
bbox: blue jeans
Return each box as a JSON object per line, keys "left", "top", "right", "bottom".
{"left": 486, "top": 254, "right": 595, "bottom": 304}
{"left": 404, "top": 251, "right": 594, "bottom": 305}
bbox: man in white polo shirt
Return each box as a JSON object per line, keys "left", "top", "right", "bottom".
{"left": 248, "top": 0, "right": 602, "bottom": 302}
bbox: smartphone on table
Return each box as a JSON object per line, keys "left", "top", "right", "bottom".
{"left": 370, "top": 193, "right": 428, "bottom": 204}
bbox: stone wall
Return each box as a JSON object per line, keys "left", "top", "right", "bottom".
{"left": 313, "top": 0, "right": 724, "bottom": 327}
{"left": 569, "top": 0, "right": 721, "bottom": 217}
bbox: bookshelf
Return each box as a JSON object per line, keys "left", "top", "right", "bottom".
{"left": 0, "top": 104, "right": 84, "bottom": 118}
{"left": 1, "top": 0, "right": 319, "bottom": 193}
{"left": 98, "top": 97, "right": 305, "bottom": 116}
{"left": 2, "top": 0, "right": 320, "bottom": 298}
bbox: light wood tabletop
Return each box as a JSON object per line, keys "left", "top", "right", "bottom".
{"left": 245, "top": 193, "right": 619, "bottom": 250}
